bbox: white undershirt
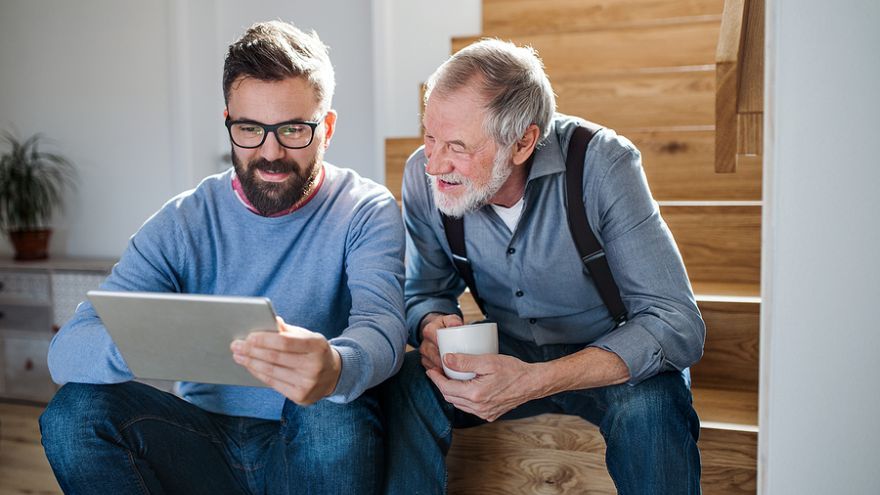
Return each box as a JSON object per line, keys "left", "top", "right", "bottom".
{"left": 490, "top": 197, "right": 525, "bottom": 233}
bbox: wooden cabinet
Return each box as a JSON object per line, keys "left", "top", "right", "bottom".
{"left": 0, "top": 258, "right": 114, "bottom": 402}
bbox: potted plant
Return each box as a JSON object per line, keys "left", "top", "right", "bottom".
{"left": 0, "top": 132, "right": 76, "bottom": 260}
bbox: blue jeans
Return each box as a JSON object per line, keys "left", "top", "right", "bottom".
{"left": 381, "top": 339, "right": 701, "bottom": 495}
{"left": 40, "top": 381, "right": 383, "bottom": 494}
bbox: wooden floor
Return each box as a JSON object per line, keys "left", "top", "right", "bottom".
{"left": 0, "top": 401, "right": 60, "bottom": 495}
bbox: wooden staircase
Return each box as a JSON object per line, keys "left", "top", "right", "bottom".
{"left": 384, "top": 0, "right": 762, "bottom": 493}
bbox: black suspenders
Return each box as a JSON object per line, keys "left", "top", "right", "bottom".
{"left": 441, "top": 123, "right": 629, "bottom": 326}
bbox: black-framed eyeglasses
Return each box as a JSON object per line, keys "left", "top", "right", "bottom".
{"left": 225, "top": 116, "right": 323, "bottom": 149}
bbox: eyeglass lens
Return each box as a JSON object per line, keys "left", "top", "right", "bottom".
{"left": 230, "top": 122, "right": 315, "bottom": 149}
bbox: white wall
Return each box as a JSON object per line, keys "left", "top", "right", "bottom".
{"left": 761, "top": 1, "right": 880, "bottom": 493}
{"left": 0, "top": 0, "right": 178, "bottom": 258}
{"left": 371, "top": 0, "right": 481, "bottom": 182}
{"left": 0, "top": 0, "right": 377, "bottom": 259}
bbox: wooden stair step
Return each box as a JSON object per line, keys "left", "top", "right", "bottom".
{"left": 482, "top": 0, "right": 723, "bottom": 37}
{"left": 693, "top": 387, "right": 757, "bottom": 428}
{"left": 693, "top": 281, "right": 760, "bottom": 299}
{"left": 555, "top": 67, "right": 715, "bottom": 130}
{"left": 660, "top": 203, "right": 762, "bottom": 288}
{"left": 452, "top": 18, "right": 721, "bottom": 79}
{"left": 448, "top": 387, "right": 756, "bottom": 494}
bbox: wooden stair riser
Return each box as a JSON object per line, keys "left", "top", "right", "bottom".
{"left": 692, "top": 300, "right": 760, "bottom": 392}
{"left": 482, "top": 0, "right": 724, "bottom": 37}
{"left": 660, "top": 205, "right": 761, "bottom": 287}
{"left": 384, "top": 136, "right": 423, "bottom": 200}
{"left": 555, "top": 68, "right": 715, "bottom": 129}
{"left": 452, "top": 19, "right": 721, "bottom": 79}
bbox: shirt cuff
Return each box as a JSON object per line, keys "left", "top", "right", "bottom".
{"left": 406, "top": 298, "right": 462, "bottom": 347}
{"left": 590, "top": 321, "right": 664, "bottom": 385}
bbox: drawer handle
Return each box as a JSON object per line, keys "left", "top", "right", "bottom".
{"left": 0, "top": 280, "right": 5, "bottom": 291}
{"left": 0, "top": 311, "right": 4, "bottom": 319}
{"left": 25, "top": 359, "right": 34, "bottom": 371}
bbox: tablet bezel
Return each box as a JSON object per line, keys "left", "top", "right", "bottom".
{"left": 87, "top": 290, "right": 278, "bottom": 387}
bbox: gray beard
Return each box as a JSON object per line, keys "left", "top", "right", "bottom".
{"left": 431, "top": 148, "right": 513, "bottom": 218}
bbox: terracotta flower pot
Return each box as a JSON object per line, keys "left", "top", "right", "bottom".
{"left": 8, "top": 229, "right": 52, "bottom": 261}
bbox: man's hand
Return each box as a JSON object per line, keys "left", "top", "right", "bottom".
{"left": 426, "top": 353, "right": 541, "bottom": 422}
{"left": 418, "top": 313, "right": 463, "bottom": 372}
{"left": 230, "top": 316, "right": 342, "bottom": 405}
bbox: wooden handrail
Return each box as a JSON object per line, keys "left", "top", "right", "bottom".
{"left": 715, "top": 0, "right": 764, "bottom": 173}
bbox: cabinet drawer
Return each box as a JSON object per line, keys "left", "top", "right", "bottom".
{"left": 0, "top": 270, "right": 50, "bottom": 303}
{"left": 52, "top": 271, "right": 107, "bottom": 327}
{"left": 3, "top": 336, "right": 57, "bottom": 402}
{"left": 0, "top": 303, "right": 52, "bottom": 333}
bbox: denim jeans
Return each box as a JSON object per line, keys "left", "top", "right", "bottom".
{"left": 39, "top": 381, "right": 383, "bottom": 494}
{"left": 381, "top": 337, "right": 702, "bottom": 495}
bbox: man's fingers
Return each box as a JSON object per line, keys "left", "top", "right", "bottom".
{"left": 233, "top": 352, "right": 296, "bottom": 382}
{"left": 440, "top": 314, "right": 464, "bottom": 327}
{"left": 233, "top": 343, "right": 324, "bottom": 374}
{"left": 419, "top": 342, "right": 442, "bottom": 370}
{"left": 242, "top": 329, "right": 324, "bottom": 353}
{"left": 247, "top": 368, "right": 317, "bottom": 406}
{"left": 444, "top": 353, "right": 492, "bottom": 374}
{"left": 426, "top": 367, "right": 473, "bottom": 399}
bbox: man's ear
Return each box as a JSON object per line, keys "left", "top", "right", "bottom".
{"left": 511, "top": 124, "right": 540, "bottom": 166}
{"left": 322, "top": 110, "right": 338, "bottom": 149}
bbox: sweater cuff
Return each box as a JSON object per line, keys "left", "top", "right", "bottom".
{"left": 590, "top": 321, "right": 664, "bottom": 385}
{"left": 324, "top": 344, "right": 366, "bottom": 404}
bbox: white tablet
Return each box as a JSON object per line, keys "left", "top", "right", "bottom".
{"left": 87, "top": 290, "right": 278, "bottom": 388}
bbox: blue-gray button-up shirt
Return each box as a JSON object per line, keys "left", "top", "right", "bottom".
{"left": 402, "top": 114, "right": 705, "bottom": 384}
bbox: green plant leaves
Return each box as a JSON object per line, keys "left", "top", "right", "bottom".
{"left": 0, "top": 131, "right": 77, "bottom": 231}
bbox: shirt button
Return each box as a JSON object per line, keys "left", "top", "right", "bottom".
{"left": 515, "top": 290, "right": 524, "bottom": 297}
{"left": 506, "top": 247, "right": 516, "bottom": 255}
{"left": 529, "top": 318, "right": 537, "bottom": 324}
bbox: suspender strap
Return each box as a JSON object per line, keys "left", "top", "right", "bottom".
{"left": 566, "top": 124, "right": 629, "bottom": 325}
{"left": 440, "top": 213, "right": 488, "bottom": 317}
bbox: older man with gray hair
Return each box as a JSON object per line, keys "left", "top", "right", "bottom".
{"left": 382, "top": 38, "right": 705, "bottom": 494}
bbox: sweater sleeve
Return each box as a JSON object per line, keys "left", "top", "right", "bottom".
{"left": 324, "top": 188, "right": 407, "bottom": 403}
{"left": 47, "top": 204, "right": 187, "bottom": 385}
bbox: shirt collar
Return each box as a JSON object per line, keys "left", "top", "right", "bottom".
{"left": 525, "top": 118, "right": 566, "bottom": 184}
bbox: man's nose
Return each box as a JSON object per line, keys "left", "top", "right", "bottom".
{"left": 425, "top": 146, "right": 452, "bottom": 176}
{"left": 260, "top": 131, "right": 285, "bottom": 162}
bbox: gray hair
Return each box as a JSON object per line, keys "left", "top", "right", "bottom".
{"left": 424, "top": 38, "right": 556, "bottom": 147}
{"left": 223, "top": 20, "right": 335, "bottom": 113}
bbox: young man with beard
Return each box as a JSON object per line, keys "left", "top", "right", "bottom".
{"left": 40, "top": 21, "right": 405, "bottom": 494}
{"left": 382, "top": 39, "right": 705, "bottom": 493}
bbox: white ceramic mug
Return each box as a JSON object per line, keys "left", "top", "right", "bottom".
{"left": 436, "top": 322, "right": 499, "bottom": 380}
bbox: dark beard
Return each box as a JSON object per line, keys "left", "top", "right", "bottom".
{"left": 232, "top": 152, "right": 319, "bottom": 216}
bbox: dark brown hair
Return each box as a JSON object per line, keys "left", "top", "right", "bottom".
{"left": 222, "top": 20, "right": 335, "bottom": 111}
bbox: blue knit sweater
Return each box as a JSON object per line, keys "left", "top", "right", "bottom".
{"left": 47, "top": 165, "right": 406, "bottom": 420}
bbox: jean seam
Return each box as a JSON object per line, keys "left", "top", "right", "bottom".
{"left": 126, "top": 449, "right": 152, "bottom": 495}
{"left": 116, "top": 415, "right": 224, "bottom": 446}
